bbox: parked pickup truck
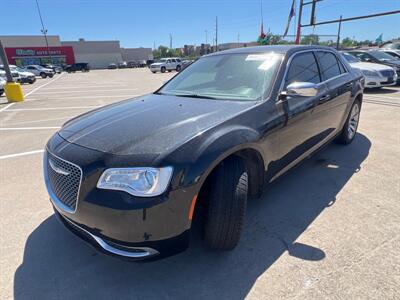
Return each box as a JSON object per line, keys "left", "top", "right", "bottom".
{"left": 44, "top": 45, "right": 364, "bottom": 261}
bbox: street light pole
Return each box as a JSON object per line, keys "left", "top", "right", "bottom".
{"left": 35, "top": 0, "right": 53, "bottom": 65}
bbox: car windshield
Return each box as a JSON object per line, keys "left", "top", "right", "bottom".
{"left": 369, "top": 50, "right": 397, "bottom": 61}
{"left": 158, "top": 53, "right": 283, "bottom": 101}
{"left": 383, "top": 43, "right": 400, "bottom": 50}
{"left": 158, "top": 59, "right": 168, "bottom": 62}
{"left": 342, "top": 52, "right": 360, "bottom": 63}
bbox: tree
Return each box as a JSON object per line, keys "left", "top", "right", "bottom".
{"left": 301, "top": 34, "right": 319, "bottom": 45}
{"left": 342, "top": 37, "right": 356, "bottom": 48}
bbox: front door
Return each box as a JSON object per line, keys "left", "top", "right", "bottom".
{"left": 275, "top": 51, "right": 328, "bottom": 174}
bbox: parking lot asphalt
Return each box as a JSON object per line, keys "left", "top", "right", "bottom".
{"left": 0, "top": 69, "right": 399, "bottom": 300}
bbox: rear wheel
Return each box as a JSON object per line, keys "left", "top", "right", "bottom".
{"left": 176, "top": 65, "right": 181, "bottom": 72}
{"left": 336, "top": 100, "right": 361, "bottom": 145}
{"left": 204, "top": 156, "right": 248, "bottom": 250}
{"left": 152, "top": 71, "right": 156, "bottom": 74}
{"left": 40, "top": 72, "right": 47, "bottom": 78}
{"left": 161, "top": 66, "right": 166, "bottom": 73}
{"left": 48, "top": 74, "right": 54, "bottom": 78}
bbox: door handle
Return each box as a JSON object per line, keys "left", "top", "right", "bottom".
{"left": 346, "top": 82, "right": 353, "bottom": 89}
{"left": 319, "top": 94, "right": 330, "bottom": 102}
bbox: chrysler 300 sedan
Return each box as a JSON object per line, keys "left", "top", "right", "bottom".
{"left": 44, "top": 45, "right": 364, "bottom": 260}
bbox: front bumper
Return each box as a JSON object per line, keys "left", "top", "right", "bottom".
{"left": 44, "top": 133, "right": 194, "bottom": 260}
{"left": 364, "top": 74, "right": 398, "bottom": 88}
{"left": 20, "top": 76, "right": 36, "bottom": 84}
{"left": 150, "top": 65, "right": 162, "bottom": 71}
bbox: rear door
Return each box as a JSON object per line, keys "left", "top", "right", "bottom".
{"left": 314, "top": 51, "right": 353, "bottom": 136}
{"left": 276, "top": 51, "right": 329, "bottom": 171}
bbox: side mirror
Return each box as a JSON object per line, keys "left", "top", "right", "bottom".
{"left": 285, "top": 82, "right": 319, "bottom": 97}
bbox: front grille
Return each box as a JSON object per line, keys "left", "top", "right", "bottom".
{"left": 47, "top": 151, "right": 82, "bottom": 212}
{"left": 380, "top": 70, "right": 395, "bottom": 77}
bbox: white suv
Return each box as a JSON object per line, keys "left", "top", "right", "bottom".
{"left": 150, "top": 58, "right": 182, "bottom": 73}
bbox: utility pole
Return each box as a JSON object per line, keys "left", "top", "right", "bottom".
{"left": 237, "top": 33, "right": 240, "bottom": 47}
{"left": 169, "top": 34, "right": 172, "bottom": 49}
{"left": 215, "top": 16, "right": 218, "bottom": 51}
{"left": 35, "top": 0, "right": 53, "bottom": 64}
{"left": 205, "top": 30, "right": 208, "bottom": 45}
{"left": 336, "top": 15, "right": 343, "bottom": 50}
{"left": 295, "top": 0, "right": 304, "bottom": 44}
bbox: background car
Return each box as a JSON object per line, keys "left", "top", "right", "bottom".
{"left": 379, "top": 49, "right": 400, "bottom": 59}
{"left": 41, "top": 64, "right": 63, "bottom": 74}
{"left": 0, "top": 76, "right": 5, "bottom": 96}
{"left": 0, "top": 69, "right": 21, "bottom": 83}
{"left": 118, "top": 62, "right": 127, "bottom": 69}
{"left": 108, "top": 63, "right": 117, "bottom": 69}
{"left": 65, "top": 63, "right": 90, "bottom": 73}
{"left": 23, "top": 65, "right": 55, "bottom": 78}
{"left": 347, "top": 50, "right": 400, "bottom": 81}
{"left": 3, "top": 65, "right": 36, "bottom": 84}
{"left": 341, "top": 52, "right": 397, "bottom": 88}
{"left": 150, "top": 57, "right": 182, "bottom": 73}
{"left": 127, "top": 61, "right": 138, "bottom": 68}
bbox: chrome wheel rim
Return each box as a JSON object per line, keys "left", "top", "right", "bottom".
{"left": 347, "top": 103, "right": 360, "bottom": 139}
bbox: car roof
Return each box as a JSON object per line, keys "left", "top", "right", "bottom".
{"left": 204, "top": 45, "right": 337, "bottom": 57}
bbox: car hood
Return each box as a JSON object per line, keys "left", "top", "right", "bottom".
{"left": 349, "top": 62, "right": 395, "bottom": 72}
{"left": 58, "top": 94, "right": 255, "bottom": 156}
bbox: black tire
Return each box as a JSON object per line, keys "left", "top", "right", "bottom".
{"left": 40, "top": 72, "right": 47, "bottom": 78}
{"left": 204, "top": 156, "right": 248, "bottom": 250}
{"left": 152, "top": 71, "right": 156, "bottom": 74}
{"left": 29, "top": 81, "right": 34, "bottom": 84}
{"left": 49, "top": 74, "right": 54, "bottom": 78}
{"left": 336, "top": 99, "right": 361, "bottom": 145}
{"left": 168, "top": 70, "right": 172, "bottom": 72}
{"left": 161, "top": 66, "right": 166, "bottom": 73}
{"left": 176, "top": 65, "right": 181, "bottom": 72}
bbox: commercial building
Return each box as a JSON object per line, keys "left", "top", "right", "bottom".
{"left": 121, "top": 47, "right": 153, "bottom": 62}
{"left": 61, "top": 38, "right": 123, "bottom": 69}
{"left": 0, "top": 35, "right": 153, "bottom": 69}
{"left": 0, "top": 35, "right": 75, "bottom": 66}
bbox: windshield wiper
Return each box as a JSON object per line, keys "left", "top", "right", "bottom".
{"left": 173, "top": 93, "right": 218, "bottom": 100}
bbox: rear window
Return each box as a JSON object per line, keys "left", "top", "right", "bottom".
{"left": 315, "top": 52, "right": 341, "bottom": 80}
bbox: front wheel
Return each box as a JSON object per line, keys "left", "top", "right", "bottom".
{"left": 161, "top": 66, "right": 166, "bottom": 73}
{"left": 152, "top": 71, "right": 156, "bottom": 74}
{"left": 48, "top": 74, "right": 54, "bottom": 78}
{"left": 40, "top": 72, "right": 47, "bottom": 78}
{"left": 204, "top": 156, "right": 248, "bottom": 250}
{"left": 336, "top": 100, "right": 361, "bottom": 145}
{"left": 176, "top": 65, "right": 181, "bottom": 72}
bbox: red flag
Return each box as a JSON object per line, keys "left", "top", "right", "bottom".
{"left": 260, "top": 22, "right": 266, "bottom": 39}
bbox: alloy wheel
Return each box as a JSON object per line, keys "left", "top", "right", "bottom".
{"left": 347, "top": 102, "right": 360, "bottom": 139}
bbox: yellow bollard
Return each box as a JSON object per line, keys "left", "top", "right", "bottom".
{"left": 4, "top": 82, "right": 24, "bottom": 102}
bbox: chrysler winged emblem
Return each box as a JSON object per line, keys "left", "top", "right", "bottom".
{"left": 49, "top": 159, "right": 70, "bottom": 176}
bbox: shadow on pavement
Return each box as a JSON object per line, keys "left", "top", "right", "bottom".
{"left": 14, "top": 133, "right": 371, "bottom": 300}
{"left": 364, "top": 87, "right": 399, "bottom": 94}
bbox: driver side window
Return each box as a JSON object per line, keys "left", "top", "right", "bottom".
{"left": 285, "top": 52, "right": 321, "bottom": 88}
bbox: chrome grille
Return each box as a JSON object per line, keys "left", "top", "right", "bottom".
{"left": 380, "top": 70, "right": 395, "bottom": 78}
{"left": 46, "top": 151, "right": 82, "bottom": 212}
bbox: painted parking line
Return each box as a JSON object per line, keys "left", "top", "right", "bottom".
{"left": 0, "top": 74, "right": 66, "bottom": 112}
{"left": 33, "top": 88, "right": 139, "bottom": 94}
{"left": 6, "top": 106, "right": 100, "bottom": 111}
{"left": 26, "top": 94, "right": 139, "bottom": 101}
{"left": 25, "top": 73, "right": 65, "bottom": 98}
{"left": 0, "top": 126, "right": 61, "bottom": 131}
{"left": 0, "top": 149, "right": 44, "bottom": 160}
{"left": 0, "top": 103, "right": 15, "bottom": 113}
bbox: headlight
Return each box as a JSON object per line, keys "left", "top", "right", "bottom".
{"left": 97, "top": 167, "right": 173, "bottom": 197}
{"left": 362, "top": 69, "right": 379, "bottom": 77}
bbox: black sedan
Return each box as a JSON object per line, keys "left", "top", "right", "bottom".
{"left": 44, "top": 45, "right": 364, "bottom": 260}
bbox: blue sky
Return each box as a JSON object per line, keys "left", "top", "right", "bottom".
{"left": 2, "top": 0, "right": 399, "bottom": 48}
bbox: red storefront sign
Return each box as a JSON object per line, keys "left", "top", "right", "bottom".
{"left": 5, "top": 46, "right": 75, "bottom": 65}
